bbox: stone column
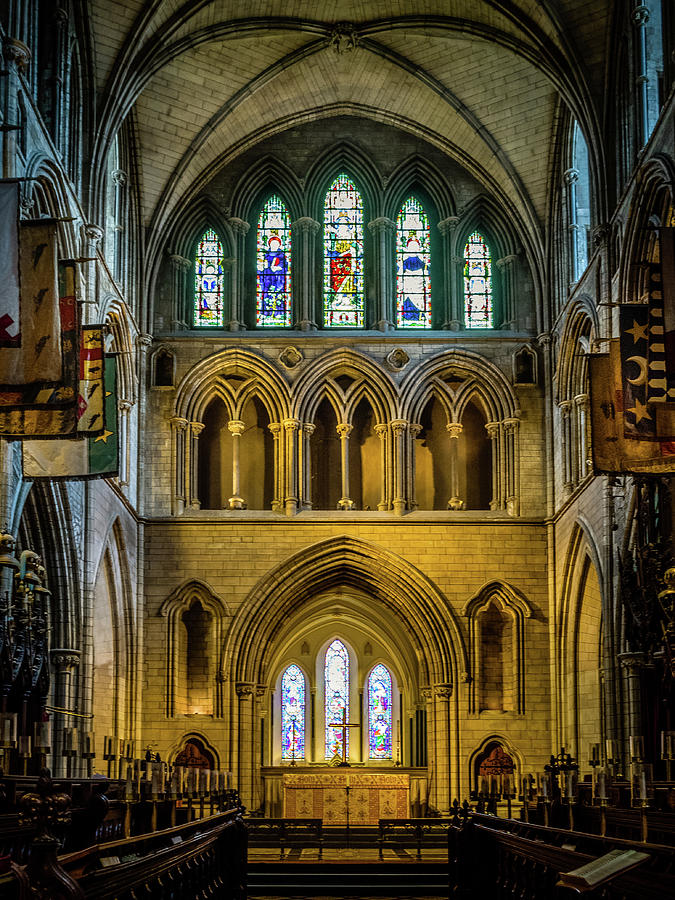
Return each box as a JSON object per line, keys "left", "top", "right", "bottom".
{"left": 268, "top": 423, "right": 283, "bottom": 512}
{"left": 503, "top": 417, "right": 520, "bottom": 516}
{"left": 300, "top": 423, "right": 315, "bottom": 510}
{"left": 434, "top": 684, "right": 453, "bottom": 814}
{"left": 390, "top": 420, "right": 408, "bottom": 516}
{"left": 227, "top": 420, "right": 246, "bottom": 509}
{"left": 367, "top": 217, "right": 395, "bottom": 331}
{"left": 83, "top": 225, "right": 104, "bottom": 320}
{"left": 236, "top": 682, "right": 255, "bottom": 808}
{"left": 253, "top": 685, "right": 267, "bottom": 811}
{"left": 446, "top": 423, "right": 464, "bottom": 510}
{"left": 117, "top": 399, "right": 133, "bottom": 485}
{"left": 422, "top": 687, "right": 436, "bottom": 809}
{"left": 169, "top": 254, "right": 191, "bottom": 329}
{"left": 619, "top": 652, "right": 649, "bottom": 766}
{"left": 54, "top": 6, "right": 69, "bottom": 154}
{"left": 283, "top": 418, "right": 300, "bottom": 516}
{"left": 50, "top": 649, "right": 80, "bottom": 777}
{"left": 632, "top": 4, "right": 651, "bottom": 147}
{"left": 188, "top": 422, "right": 205, "bottom": 509}
{"left": 574, "top": 393, "right": 589, "bottom": 482}
{"left": 437, "top": 216, "right": 461, "bottom": 329}
{"left": 407, "top": 423, "right": 422, "bottom": 511}
{"left": 559, "top": 400, "right": 574, "bottom": 497}
{"left": 374, "top": 423, "right": 389, "bottom": 511}
{"left": 336, "top": 423, "right": 355, "bottom": 510}
{"left": 496, "top": 254, "right": 518, "bottom": 330}
{"left": 291, "top": 217, "right": 320, "bottom": 331}
{"left": 169, "top": 416, "right": 188, "bottom": 515}
{"left": 564, "top": 168, "right": 580, "bottom": 281}
{"left": 485, "top": 421, "right": 502, "bottom": 510}
{"left": 228, "top": 218, "right": 250, "bottom": 330}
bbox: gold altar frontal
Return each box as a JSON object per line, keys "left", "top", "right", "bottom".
{"left": 282, "top": 770, "right": 410, "bottom": 825}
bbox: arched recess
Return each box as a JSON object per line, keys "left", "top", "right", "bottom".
{"left": 558, "top": 522, "right": 605, "bottom": 772}
{"left": 555, "top": 298, "right": 597, "bottom": 496}
{"left": 402, "top": 349, "right": 520, "bottom": 515}
{"left": 227, "top": 535, "right": 467, "bottom": 812}
{"left": 468, "top": 734, "right": 523, "bottom": 796}
{"left": 463, "top": 581, "right": 533, "bottom": 716}
{"left": 172, "top": 349, "right": 291, "bottom": 514}
{"left": 294, "top": 348, "right": 398, "bottom": 512}
{"left": 168, "top": 732, "right": 220, "bottom": 770}
{"left": 91, "top": 519, "right": 135, "bottom": 766}
{"left": 159, "top": 579, "right": 230, "bottom": 719}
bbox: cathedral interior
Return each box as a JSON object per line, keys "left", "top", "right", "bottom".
{"left": 0, "top": 1, "right": 674, "bottom": 897}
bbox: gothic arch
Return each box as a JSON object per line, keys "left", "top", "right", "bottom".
{"left": 231, "top": 155, "right": 304, "bottom": 223}
{"left": 462, "top": 581, "right": 533, "bottom": 715}
{"left": 305, "top": 142, "right": 381, "bottom": 218}
{"left": 468, "top": 733, "right": 523, "bottom": 794}
{"left": 167, "top": 732, "right": 221, "bottom": 769}
{"left": 383, "top": 155, "right": 455, "bottom": 222}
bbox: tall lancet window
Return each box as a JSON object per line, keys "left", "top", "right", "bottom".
{"left": 396, "top": 197, "right": 431, "bottom": 328}
{"left": 281, "top": 664, "right": 305, "bottom": 761}
{"left": 323, "top": 174, "right": 364, "bottom": 327}
{"left": 194, "top": 229, "right": 224, "bottom": 326}
{"left": 368, "top": 664, "right": 393, "bottom": 759}
{"left": 256, "top": 195, "right": 292, "bottom": 327}
{"left": 325, "top": 639, "right": 349, "bottom": 759}
{"left": 464, "top": 231, "right": 493, "bottom": 328}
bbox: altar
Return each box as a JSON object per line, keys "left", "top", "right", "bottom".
{"left": 282, "top": 771, "right": 409, "bottom": 825}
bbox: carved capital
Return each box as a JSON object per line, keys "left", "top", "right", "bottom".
{"left": 367, "top": 217, "right": 395, "bottom": 236}
{"left": 437, "top": 216, "right": 461, "bottom": 236}
{"left": 409, "top": 423, "right": 422, "bottom": 438}
{"left": 503, "top": 417, "right": 520, "bottom": 433}
{"left": 50, "top": 649, "right": 81, "bottom": 670}
{"left": 3, "top": 38, "right": 31, "bottom": 70}
{"left": 111, "top": 168, "right": 127, "bottom": 187}
{"left": 268, "top": 422, "right": 282, "bottom": 437}
{"left": 564, "top": 167, "right": 579, "bottom": 186}
{"left": 496, "top": 254, "right": 518, "bottom": 269}
{"left": 85, "top": 224, "right": 104, "bottom": 244}
{"left": 374, "top": 423, "right": 388, "bottom": 439}
{"left": 303, "top": 422, "right": 316, "bottom": 436}
{"left": 136, "top": 333, "right": 153, "bottom": 350}
{"left": 236, "top": 682, "right": 256, "bottom": 699}
{"left": 291, "top": 217, "right": 320, "bottom": 235}
{"left": 485, "top": 421, "right": 500, "bottom": 439}
{"left": 434, "top": 683, "right": 453, "bottom": 700}
{"left": 283, "top": 417, "right": 300, "bottom": 433}
{"left": 118, "top": 399, "right": 134, "bottom": 414}
{"left": 170, "top": 415, "right": 188, "bottom": 433}
{"left": 336, "top": 423, "right": 353, "bottom": 438}
{"left": 446, "top": 422, "right": 463, "bottom": 439}
{"left": 592, "top": 224, "right": 609, "bottom": 248}
{"left": 169, "top": 253, "right": 191, "bottom": 271}
{"left": 228, "top": 217, "right": 250, "bottom": 237}
{"left": 537, "top": 331, "right": 553, "bottom": 348}
{"left": 558, "top": 400, "right": 572, "bottom": 418}
{"left": 390, "top": 419, "right": 408, "bottom": 435}
{"left": 573, "top": 393, "right": 588, "bottom": 409}
{"left": 227, "top": 419, "right": 246, "bottom": 436}
{"left": 190, "top": 421, "right": 205, "bottom": 437}
{"left": 632, "top": 5, "right": 650, "bottom": 27}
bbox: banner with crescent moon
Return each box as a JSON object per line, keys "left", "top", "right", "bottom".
{"left": 619, "top": 303, "right": 655, "bottom": 438}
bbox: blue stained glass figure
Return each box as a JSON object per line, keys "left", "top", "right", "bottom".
{"left": 194, "top": 229, "right": 224, "bottom": 326}
{"left": 323, "top": 174, "right": 364, "bottom": 327}
{"left": 464, "top": 231, "right": 493, "bottom": 327}
{"left": 368, "top": 664, "right": 392, "bottom": 759}
{"left": 257, "top": 195, "right": 292, "bottom": 327}
{"left": 396, "top": 197, "right": 431, "bottom": 328}
{"left": 281, "top": 664, "right": 305, "bottom": 761}
{"left": 325, "top": 639, "right": 349, "bottom": 759}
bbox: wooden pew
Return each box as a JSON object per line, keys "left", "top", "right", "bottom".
{"left": 378, "top": 817, "right": 453, "bottom": 859}
{"left": 246, "top": 818, "right": 323, "bottom": 859}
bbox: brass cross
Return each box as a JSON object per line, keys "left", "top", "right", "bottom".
{"left": 328, "top": 707, "right": 360, "bottom": 765}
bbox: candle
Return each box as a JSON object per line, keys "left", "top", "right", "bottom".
{"left": 480, "top": 775, "right": 489, "bottom": 796}
{"left": 605, "top": 739, "right": 617, "bottom": 764}
{"left": 151, "top": 762, "right": 162, "bottom": 796}
{"left": 134, "top": 759, "right": 142, "bottom": 794}
{"left": 64, "top": 727, "right": 78, "bottom": 754}
{"left": 639, "top": 768, "right": 648, "bottom": 801}
{"left": 103, "top": 735, "right": 113, "bottom": 759}
{"left": 589, "top": 742, "right": 600, "bottom": 765}
{"left": 186, "top": 766, "right": 195, "bottom": 795}
{"left": 0, "top": 713, "right": 16, "bottom": 747}
{"left": 81, "top": 731, "right": 95, "bottom": 757}
{"left": 199, "top": 768, "right": 208, "bottom": 795}
{"left": 18, "top": 736, "right": 31, "bottom": 757}
{"left": 502, "top": 773, "right": 513, "bottom": 797}
{"left": 124, "top": 764, "right": 134, "bottom": 800}
{"left": 124, "top": 740, "right": 134, "bottom": 760}
{"left": 629, "top": 735, "right": 644, "bottom": 762}
{"left": 597, "top": 769, "right": 607, "bottom": 800}
{"left": 33, "top": 721, "right": 50, "bottom": 751}
{"left": 218, "top": 770, "right": 226, "bottom": 792}
{"left": 210, "top": 769, "right": 219, "bottom": 793}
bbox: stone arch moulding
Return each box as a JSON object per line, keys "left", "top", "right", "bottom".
{"left": 462, "top": 580, "right": 533, "bottom": 715}
{"left": 167, "top": 732, "right": 221, "bottom": 770}
{"left": 171, "top": 348, "right": 292, "bottom": 514}
{"left": 401, "top": 349, "right": 521, "bottom": 515}
{"left": 467, "top": 733, "right": 524, "bottom": 794}
{"left": 227, "top": 535, "right": 468, "bottom": 811}
{"left": 158, "top": 579, "right": 230, "bottom": 718}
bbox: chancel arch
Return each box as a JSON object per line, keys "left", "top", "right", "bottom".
{"left": 228, "top": 536, "right": 466, "bottom": 812}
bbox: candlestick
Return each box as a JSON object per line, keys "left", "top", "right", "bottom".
{"left": 81, "top": 730, "right": 95, "bottom": 758}
{"left": 18, "top": 735, "right": 31, "bottom": 757}
{"left": 33, "top": 721, "right": 50, "bottom": 752}
{"left": 629, "top": 735, "right": 645, "bottom": 762}
{"left": 0, "top": 713, "right": 17, "bottom": 749}
{"left": 589, "top": 742, "right": 600, "bottom": 766}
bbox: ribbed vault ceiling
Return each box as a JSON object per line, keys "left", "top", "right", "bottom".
{"left": 89, "top": 1, "right": 612, "bottom": 250}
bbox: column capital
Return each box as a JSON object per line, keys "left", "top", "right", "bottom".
{"left": 573, "top": 393, "right": 588, "bottom": 408}
{"left": 434, "top": 683, "right": 453, "bottom": 700}
{"left": 502, "top": 417, "right": 520, "bottom": 432}
{"left": 85, "top": 224, "right": 104, "bottom": 244}
{"left": 291, "top": 216, "right": 320, "bottom": 235}
{"left": 137, "top": 333, "right": 153, "bottom": 350}
{"left": 118, "top": 398, "right": 134, "bottom": 414}
{"left": 437, "top": 216, "right": 461, "bottom": 236}
{"left": 2, "top": 38, "right": 31, "bottom": 70}
{"left": 485, "top": 421, "right": 500, "bottom": 439}
{"left": 50, "top": 649, "right": 81, "bottom": 670}
{"left": 367, "top": 217, "right": 395, "bottom": 235}
{"left": 336, "top": 423, "right": 353, "bottom": 438}
{"left": 537, "top": 331, "right": 553, "bottom": 348}
{"left": 268, "top": 422, "right": 282, "bottom": 437}
{"left": 390, "top": 419, "right": 408, "bottom": 435}
{"left": 446, "top": 422, "right": 463, "bottom": 439}
{"left": 228, "top": 217, "right": 250, "bottom": 236}
{"left": 111, "top": 168, "right": 128, "bottom": 187}
{"left": 190, "top": 421, "right": 205, "bottom": 436}
{"left": 283, "top": 417, "right": 300, "bottom": 433}
{"left": 558, "top": 399, "right": 572, "bottom": 417}
{"left": 496, "top": 254, "right": 518, "bottom": 269}
{"left": 227, "top": 419, "right": 246, "bottom": 436}
{"left": 235, "top": 682, "right": 256, "bottom": 698}
{"left": 408, "top": 423, "right": 423, "bottom": 438}
{"left": 170, "top": 415, "right": 188, "bottom": 432}
{"left": 169, "top": 253, "right": 191, "bottom": 271}
{"left": 302, "top": 422, "right": 316, "bottom": 436}
{"left": 563, "top": 167, "right": 579, "bottom": 186}
{"left": 619, "top": 651, "right": 652, "bottom": 671}
{"left": 632, "top": 5, "right": 650, "bottom": 27}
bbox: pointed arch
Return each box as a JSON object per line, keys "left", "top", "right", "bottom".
{"left": 384, "top": 155, "right": 455, "bottom": 221}
{"left": 232, "top": 154, "right": 303, "bottom": 222}
{"left": 325, "top": 638, "right": 350, "bottom": 759}
{"left": 368, "top": 663, "right": 393, "bottom": 759}
{"left": 396, "top": 196, "right": 431, "bottom": 328}
{"left": 463, "top": 231, "right": 493, "bottom": 328}
{"left": 322, "top": 173, "right": 365, "bottom": 327}
{"left": 281, "top": 663, "right": 306, "bottom": 761}
{"left": 194, "top": 228, "right": 225, "bottom": 327}
{"left": 256, "top": 194, "right": 292, "bottom": 327}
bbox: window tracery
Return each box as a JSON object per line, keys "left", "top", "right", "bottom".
{"left": 257, "top": 195, "right": 292, "bottom": 327}
{"left": 194, "top": 229, "right": 224, "bottom": 327}
{"left": 463, "top": 232, "right": 493, "bottom": 327}
{"left": 396, "top": 197, "right": 431, "bottom": 328}
{"left": 324, "top": 638, "right": 350, "bottom": 758}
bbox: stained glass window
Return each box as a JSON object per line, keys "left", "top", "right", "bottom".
{"left": 464, "top": 231, "right": 493, "bottom": 328}
{"left": 396, "top": 197, "right": 431, "bottom": 328}
{"left": 368, "top": 664, "right": 393, "bottom": 759}
{"left": 194, "top": 229, "right": 224, "bottom": 326}
{"left": 281, "top": 664, "right": 305, "bottom": 761}
{"left": 257, "top": 195, "right": 292, "bottom": 327}
{"left": 325, "top": 639, "right": 350, "bottom": 759}
{"left": 323, "top": 174, "right": 364, "bottom": 327}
